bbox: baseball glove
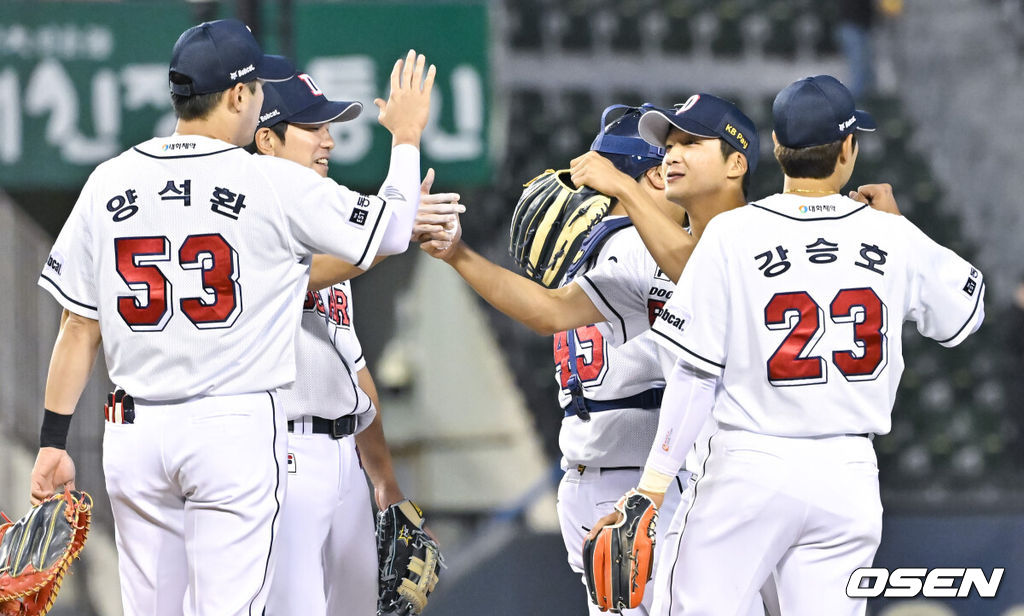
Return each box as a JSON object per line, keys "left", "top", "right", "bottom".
{"left": 376, "top": 500, "right": 442, "bottom": 616}
{"left": 0, "top": 488, "right": 92, "bottom": 616}
{"left": 583, "top": 489, "right": 658, "bottom": 613}
{"left": 508, "top": 169, "right": 614, "bottom": 289}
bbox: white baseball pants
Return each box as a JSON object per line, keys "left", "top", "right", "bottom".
{"left": 652, "top": 429, "right": 882, "bottom": 616}
{"left": 102, "top": 392, "right": 287, "bottom": 616}
{"left": 265, "top": 428, "right": 377, "bottom": 616}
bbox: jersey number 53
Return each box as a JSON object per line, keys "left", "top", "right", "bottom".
{"left": 764, "top": 287, "right": 887, "bottom": 386}
{"left": 115, "top": 234, "right": 241, "bottom": 332}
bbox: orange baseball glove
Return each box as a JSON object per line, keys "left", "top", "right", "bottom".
{"left": 0, "top": 488, "right": 92, "bottom": 616}
{"left": 583, "top": 489, "right": 658, "bottom": 613}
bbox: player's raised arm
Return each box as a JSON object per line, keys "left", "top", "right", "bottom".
{"left": 307, "top": 168, "right": 464, "bottom": 290}
{"left": 373, "top": 50, "right": 437, "bottom": 256}
{"left": 570, "top": 151, "right": 696, "bottom": 283}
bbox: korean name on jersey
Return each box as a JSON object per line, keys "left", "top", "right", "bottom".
{"left": 38, "top": 135, "right": 395, "bottom": 401}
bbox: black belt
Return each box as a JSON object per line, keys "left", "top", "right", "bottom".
{"left": 563, "top": 387, "right": 664, "bottom": 419}
{"left": 287, "top": 415, "right": 357, "bottom": 439}
{"left": 575, "top": 465, "right": 643, "bottom": 475}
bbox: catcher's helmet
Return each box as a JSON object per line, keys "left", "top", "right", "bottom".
{"left": 508, "top": 104, "right": 665, "bottom": 288}
{"left": 591, "top": 103, "right": 666, "bottom": 178}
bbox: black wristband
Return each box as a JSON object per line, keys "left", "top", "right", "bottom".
{"left": 40, "top": 409, "right": 72, "bottom": 450}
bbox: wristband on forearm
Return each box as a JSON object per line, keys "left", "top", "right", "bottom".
{"left": 637, "top": 466, "right": 675, "bottom": 496}
{"left": 40, "top": 409, "right": 72, "bottom": 449}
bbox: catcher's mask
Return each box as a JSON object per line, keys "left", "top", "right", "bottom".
{"left": 508, "top": 104, "right": 665, "bottom": 288}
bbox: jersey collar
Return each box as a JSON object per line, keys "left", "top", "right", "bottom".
{"left": 133, "top": 134, "right": 241, "bottom": 159}
{"left": 750, "top": 192, "right": 869, "bottom": 221}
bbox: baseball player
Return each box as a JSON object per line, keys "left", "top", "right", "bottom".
{"left": 589, "top": 75, "right": 986, "bottom": 615}
{"left": 29, "top": 19, "right": 435, "bottom": 616}
{"left": 418, "top": 101, "right": 755, "bottom": 615}
{"left": 247, "top": 72, "right": 457, "bottom": 616}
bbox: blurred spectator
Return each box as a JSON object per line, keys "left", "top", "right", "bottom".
{"left": 836, "top": 0, "right": 876, "bottom": 97}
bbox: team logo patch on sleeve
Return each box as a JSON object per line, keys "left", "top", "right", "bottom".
{"left": 349, "top": 208, "right": 368, "bottom": 226}
{"left": 963, "top": 277, "right": 977, "bottom": 296}
{"left": 348, "top": 194, "right": 385, "bottom": 228}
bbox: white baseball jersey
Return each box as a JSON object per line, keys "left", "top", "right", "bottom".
{"left": 574, "top": 224, "right": 675, "bottom": 348}
{"left": 651, "top": 193, "right": 985, "bottom": 437}
{"left": 38, "top": 135, "right": 413, "bottom": 401}
{"left": 276, "top": 279, "right": 375, "bottom": 429}
{"left": 556, "top": 222, "right": 674, "bottom": 467}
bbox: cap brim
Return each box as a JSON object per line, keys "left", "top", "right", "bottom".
{"left": 638, "top": 109, "right": 719, "bottom": 147}
{"left": 289, "top": 100, "right": 363, "bottom": 125}
{"left": 257, "top": 54, "right": 295, "bottom": 82}
{"left": 854, "top": 109, "right": 877, "bottom": 132}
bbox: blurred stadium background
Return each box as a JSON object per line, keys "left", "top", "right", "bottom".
{"left": 2, "top": 0, "right": 1023, "bottom": 614}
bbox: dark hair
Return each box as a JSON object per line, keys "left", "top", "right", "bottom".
{"left": 170, "top": 74, "right": 257, "bottom": 121}
{"left": 774, "top": 134, "right": 857, "bottom": 179}
{"left": 720, "top": 140, "right": 751, "bottom": 199}
{"left": 243, "top": 122, "right": 288, "bottom": 154}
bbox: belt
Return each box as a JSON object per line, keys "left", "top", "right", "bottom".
{"left": 575, "top": 465, "right": 643, "bottom": 475}
{"left": 563, "top": 387, "right": 664, "bottom": 419}
{"left": 287, "top": 415, "right": 357, "bottom": 439}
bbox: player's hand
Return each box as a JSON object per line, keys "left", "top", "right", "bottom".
{"left": 569, "top": 151, "right": 633, "bottom": 197}
{"left": 419, "top": 213, "right": 462, "bottom": 262}
{"left": 413, "top": 168, "right": 465, "bottom": 241}
{"left": 374, "top": 50, "right": 436, "bottom": 146}
{"left": 585, "top": 509, "right": 625, "bottom": 542}
{"left": 30, "top": 447, "right": 76, "bottom": 506}
{"left": 849, "top": 183, "right": 902, "bottom": 216}
{"left": 583, "top": 485, "right": 664, "bottom": 541}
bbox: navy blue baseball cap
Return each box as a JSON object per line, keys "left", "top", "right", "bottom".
{"left": 638, "top": 94, "right": 760, "bottom": 173}
{"left": 257, "top": 73, "right": 362, "bottom": 129}
{"left": 169, "top": 19, "right": 294, "bottom": 96}
{"left": 590, "top": 104, "right": 665, "bottom": 178}
{"left": 773, "top": 75, "right": 876, "bottom": 148}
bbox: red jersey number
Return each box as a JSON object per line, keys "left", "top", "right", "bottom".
{"left": 178, "top": 234, "right": 241, "bottom": 329}
{"left": 765, "top": 292, "right": 826, "bottom": 385}
{"left": 553, "top": 325, "right": 607, "bottom": 389}
{"left": 115, "top": 237, "right": 173, "bottom": 331}
{"left": 115, "top": 234, "right": 242, "bottom": 331}
{"left": 764, "top": 288, "right": 886, "bottom": 386}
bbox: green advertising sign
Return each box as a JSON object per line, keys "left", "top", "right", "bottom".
{"left": 0, "top": 1, "right": 491, "bottom": 191}
{"left": 294, "top": 1, "right": 492, "bottom": 186}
